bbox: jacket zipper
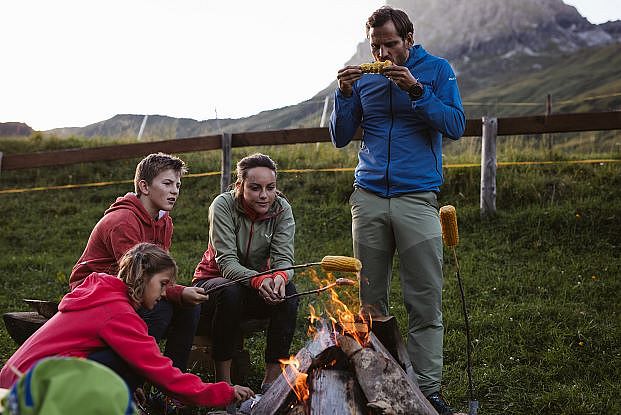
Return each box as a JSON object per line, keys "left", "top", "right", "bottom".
{"left": 386, "top": 80, "right": 394, "bottom": 196}
{"left": 244, "top": 221, "right": 255, "bottom": 265}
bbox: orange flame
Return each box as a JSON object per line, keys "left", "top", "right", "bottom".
{"left": 303, "top": 266, "right": 369, "bottom": 346}
{"left": 279, "top": 356, "right": 309, "bottom": 403}
{"left": 327, "top": 288, "right": 370, "bottom": 346}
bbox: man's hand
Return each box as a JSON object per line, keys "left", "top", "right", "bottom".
{"left": 233, "top": 384, "right": 255, "bottom": 402}
{"left": 382, "top": 64, "right": 419, "bottom": 93}
{"left": 181, "top": 286, "right": 209, "bottom": 305}
{"left": 337, "top": 65, "right": 363, "bottom": 97}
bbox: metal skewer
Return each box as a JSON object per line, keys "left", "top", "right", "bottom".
{"left": 283, "top": 278, "right": 356, "bottom": 299}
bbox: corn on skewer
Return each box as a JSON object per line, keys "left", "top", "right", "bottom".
{"left": 440, "top": 205, "right": 478, "bottom": 413}
{"left": 320, "top": 255, "right": 362, "bottom": 272}
{"left": 359, "top": 60, "right": 392, "bottom": 73}
{"left": 203, "top": 256, "right": 361, "bottom": 295}
{"left": 440, "top": 205, "right": 459, "bottom": 247}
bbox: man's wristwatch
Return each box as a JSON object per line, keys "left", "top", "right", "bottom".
{"left": 408, "top": 81, "right": 424, "bottom": 100}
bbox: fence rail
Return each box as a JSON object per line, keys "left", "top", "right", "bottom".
{"left": 1, "top": 111, "right": 620, "bottom": 216}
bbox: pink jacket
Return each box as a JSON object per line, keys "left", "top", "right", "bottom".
{"left": 0, "top": 274, "right": 234, "bottom": 408}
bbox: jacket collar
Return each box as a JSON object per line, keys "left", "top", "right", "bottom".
{"left": 405, "top": 44, "right": 427, "bottom": 67}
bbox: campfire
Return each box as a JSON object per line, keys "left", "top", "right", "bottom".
{"left": 249, "top": 270, "right": 439, "bottom": 415}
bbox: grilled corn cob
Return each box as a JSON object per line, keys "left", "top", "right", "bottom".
{"left": 321, "top": 256, "right": 362, "bottom": 272}
{"left": 440, "top": 205, "right": 459, "bottom": 247}
{"left": 359, "top": 60, "right": 392, "bottom": 73}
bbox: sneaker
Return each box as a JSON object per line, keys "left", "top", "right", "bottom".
{"left": 425, "top": 391, "right": 458, "bottom": 415}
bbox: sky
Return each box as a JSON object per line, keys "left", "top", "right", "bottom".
{"left": 1, "top": 0, "right": 619, "bottom": 131}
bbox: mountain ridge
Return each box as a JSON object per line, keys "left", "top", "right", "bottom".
{"left": 17, "top": 0, "right": 621, "bottom": 139}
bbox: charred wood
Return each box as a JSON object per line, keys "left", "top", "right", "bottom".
{"left": 370, "top": 316, "right": 416, "bottom": 381}
{"left": 337, "top": 334, "right": 438, "bottom": 415}
{"left": 309, "top": 369, "right": 368, "bottom": 415}
{"left": 252, "top": 320, "right": 338, "bottom": 415}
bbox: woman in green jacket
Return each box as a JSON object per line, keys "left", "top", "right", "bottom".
{"left": 192, "top": 153, "right": 298, "bottom": 392}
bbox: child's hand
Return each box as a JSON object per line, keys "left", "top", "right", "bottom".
{"left": 181, "top": 286, "right": 209, "bottom": 305}
{"left": 233, "top": 384, "right": 255, "bottom": 402}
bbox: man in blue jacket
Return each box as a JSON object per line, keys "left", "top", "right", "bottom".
{"left": 329, "top": 6, "right": 465, "bottom": 415}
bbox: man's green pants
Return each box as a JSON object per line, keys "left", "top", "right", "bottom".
{"left": 350, "top": 187, "right": 444, "bottom": 396}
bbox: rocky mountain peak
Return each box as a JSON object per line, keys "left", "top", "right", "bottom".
{"left": 347, "top": 0, "right": 616, "bottom": 64}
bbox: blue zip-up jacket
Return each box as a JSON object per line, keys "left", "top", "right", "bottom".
{"left": 329, "top": 45, "right": 465, "bottom": 197}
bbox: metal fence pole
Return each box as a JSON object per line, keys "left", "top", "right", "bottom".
{"left": 220, "top": 132, "right": 232, "bottom": 193}
{"left": 480, "top": 116, "right": 497, "bottom": 217}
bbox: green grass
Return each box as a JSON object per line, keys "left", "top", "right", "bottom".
{"left": 0, "top": 143, "right": 619, "bottom": 414}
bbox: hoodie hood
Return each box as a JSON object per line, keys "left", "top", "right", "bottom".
{"left": 61, "top": 273, "right": 130, "bottom": 312}
{"left": 68, "top": 192, "right": 174, "bottom": 290}
{"left": 105, "top": 192, "right": 169, "bottom": 224}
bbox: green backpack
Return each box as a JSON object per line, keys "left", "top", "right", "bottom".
{"left": 1, "top": 357, "right": 137, "bottom": 415}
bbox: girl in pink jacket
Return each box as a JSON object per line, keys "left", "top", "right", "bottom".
{"left": 0, "top": 243, "right": 253, "bottom": 409}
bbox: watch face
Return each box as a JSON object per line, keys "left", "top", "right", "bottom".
{"left": 409, "top": 83, "right": 423, "bottom": 99}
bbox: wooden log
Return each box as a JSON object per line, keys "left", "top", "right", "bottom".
{"left": 370, "top": 316, "right": 416, "bottom": 381}
{"left": 3, "top": 312, "right": 48, "bottom": 345}
{"left": 309, "top": 369, "right": 367, "bottom": 415}
{"left": 251, "top": 320, "right": 338, "bottom": 415}
{"left": 367, "top": 331, "right": 437, "bottom": 415}
{"left": 284, "top": 402, "right": 306, "bottom": 415}
{"left": 22, "top": 299, "right": 58, "bottom": 319}
{"left": 337, "top": 334, "right": 437, "bottom": 415}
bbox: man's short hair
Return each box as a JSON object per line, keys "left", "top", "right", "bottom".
{"left": 134, "top": 153, "right": 187, "bottom": 194}
{"left": 366, "top": 6, "right": 414, "bottom": 41}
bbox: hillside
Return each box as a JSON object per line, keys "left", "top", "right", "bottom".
{"left": 0, "top": 154, "right": 619, "bottom": 413}
{"left": 39, "top": 0, "right": 621, "bottom": 140}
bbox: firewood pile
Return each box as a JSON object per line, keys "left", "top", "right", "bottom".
{"left": 249, "top": 316, "right": 439, "bottom": 415}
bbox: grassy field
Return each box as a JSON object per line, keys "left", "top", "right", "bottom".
{"left": 0, "top": 139, "right": 619, "bottom": 414}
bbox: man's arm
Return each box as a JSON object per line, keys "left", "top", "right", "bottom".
{"left": 411, "top": 62, "right": 465, "bottom": 140}
{"left": 383, "top": 60, "right": 465, "bottom": 139}
{"left": 329, "top": 65, "right": 363, "bottom": 148}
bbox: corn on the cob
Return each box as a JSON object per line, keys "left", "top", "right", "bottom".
{"left": 440, "top": 205, "right": 459, "bottom": 247}
{"left": 359, "top": 60, "right": 392, "bottom": 73}
{"left": 321, "top": 256, "right": 362, "bottom": 272}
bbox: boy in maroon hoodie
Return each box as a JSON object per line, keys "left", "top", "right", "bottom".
{"left": 1, "top": 243, "right": 254, "bottom": 409}
{"left": 69, "top": 153, "right": 207, "bottom": 385}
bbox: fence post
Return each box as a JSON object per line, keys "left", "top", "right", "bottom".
{"left": 480, "top": 116, "right": 497, "bottom": 217}
{"left": 220, "top": 132, "right": 232, "bottom": 193}
{"left": 0, "top": 151, "right": 3, "bottom": 175}
{"left": 546, "top": 94, "right": 553, "bottom": 154}
{"left": 319, "top": 95, "right": 330, "bottom": 128}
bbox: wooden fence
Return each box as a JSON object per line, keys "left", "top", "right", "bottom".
{"left": 1, "top": 111, "right": 620, "bottom": 216}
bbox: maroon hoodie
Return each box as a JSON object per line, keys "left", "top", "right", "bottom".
{"left": 69, "top": 193, "right": 183, "bottom": 302}
{"left": 0, "top": 274, "right": 235, "bottom": 407}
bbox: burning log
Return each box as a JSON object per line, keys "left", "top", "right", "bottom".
{"left": 251, "top": 320, "right": 339, "bottom": 415}
{"left": 367, "top": 331, "right": 437, "bottom": 415}
{"left": 309, "top": 369, "right": 366, "bottom": 414}
{"left": 337, "top": 334, "right": 438, "bottom": 415}
{"left": 370, "top": 315, "right": 416, "bottom": 381}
